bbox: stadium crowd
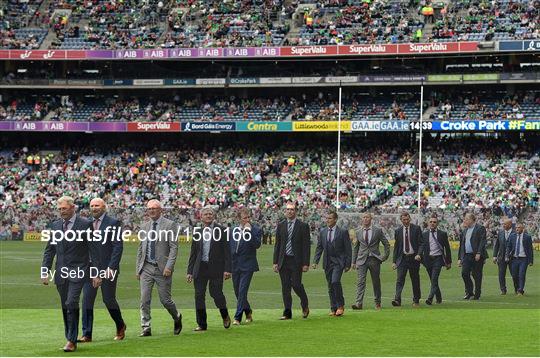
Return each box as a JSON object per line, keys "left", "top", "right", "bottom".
{"left": 1, "top": 138, "right": 538, "bottom": 242}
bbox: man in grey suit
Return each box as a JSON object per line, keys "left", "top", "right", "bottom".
{"left": 458, "top": 212, "right": 488, "bottom": 300}
{"left": 136, "top": 199, "right": 182, "bottom": 336}
{"left": 312, "top": 210, "right": 351, "bottom": 317}
{"left": 351, "top": 212, "right": 390, "bottom": 310}
{"left": 492, "top": 217, "right": 515, "bottom": 295}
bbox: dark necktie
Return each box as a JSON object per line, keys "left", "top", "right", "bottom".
{"left": 286, "top": 221, "right": 294, "bottom": 255}
{"left": 327, "top": 227, "right": 333, "bottom": 243}
{"left": 149, "top": 221, "right": 157, "bottom": 262}
{"left": 364, "top": 229, "right": 369, "bottom": 244}
{"left": 63, "top": 220, "right": 69, "bottom": 232}
{"left": 405, "top": 227, "right": 410, "bottom": 253}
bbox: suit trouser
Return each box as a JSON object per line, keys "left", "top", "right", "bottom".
{"left": 194, "top": 262, "right": 228, "bottom": 329}
{"left": 56, "top": 280, "right": 84, "bottom": 342}
{"left": 510, "top": 257, "right": 529, "bottom": 294}
{"left": 425, "top": 255, "right": 444, "bottom": 301}
{"left": 497, "top": 259, "right": 509, "bottom": 292}
{"left": 232, "top": 270, "right": 254, "bottom": 321}
{"left": 279, "top": 256, "right": 308, "bottom": 317}
{"left": 325, "top": 264, "right": 344, "bottom": 310}
{"left": 461, "top": 253, "right": 484, "bottom": 298}
{"left": 395, "top": 255, "right": 421, "bottom": 303}
{"left": 81, "top": 276, "right": 124, "bottom": 337}
{"left": 356, "top": 257, "right": 382, "bottom": 305}
{"left": 140, "top": 262, "right": 179, "bottom": 330}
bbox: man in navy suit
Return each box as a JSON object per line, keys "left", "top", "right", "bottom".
{"left": 312, "top": 210, "right": 351, "bottom": 316}
{"left": 41, "top": 196, "right": 101, "bottom": 352}
{"left": 505, "top": 223, "right": 534, "bottom": 295}
{"left": 418, "top": 214, "right": 452, "bottom": 305}
{"left": 492, "top": 217, "right": 515, "bottom": 295}
{"left": 392, "top": 211, "right": 423, "bottom": 307}
{"left": 230, "top": 208, "right": 262, "bottom": 325}
{"left": 458, "top": 212, "right": 488, "bottom": 300}
{"left": 79, "top": 198, "right": 126, "bottom": 343}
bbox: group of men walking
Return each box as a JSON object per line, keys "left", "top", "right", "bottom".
{"left": 41, "top": 197, "right": 534, "bottom": 352}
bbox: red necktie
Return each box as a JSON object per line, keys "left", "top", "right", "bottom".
{"left": 405, "top": 227, "right": 410, "bottom": 253}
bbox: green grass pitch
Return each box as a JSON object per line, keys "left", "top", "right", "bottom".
{"left": 1, "top": 242, "right": 539, "bottom": 356}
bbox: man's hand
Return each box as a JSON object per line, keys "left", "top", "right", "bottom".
{"left": 105, "top": 267, "right": 116, "bottom": 280}
{"left": 302, "top": 265, "right": 309, "bottom": 273}
{"left": 136, "top": 274, "right": 140, "bottom": 280}
{"left": 92, "top": 277, "right": 102, "bottom": 288}
{"left": 391, "top": 263, "right": 397, "bottom": 270}
{"left": 475, "top": 254, "right": 481, "bottom": 262}
{"left": 224, "top": 272, "right": 231, "bottom": 280}
{"left": 492, "top": 257, "right": 497, "bottom": 264}
{"left": 163, "top": 268, "right": 172, "bottom": 277}
{"left": 457, "top": 260, "right": 462, "bottom": 267}
{"left": 311, "top": 263, "right": 317, "bottom": 270}
{"left": 41, "top": 277, "right": 49, "bottom": 285}
{"left": 351, "top": 264, "right": 356, "bottom": 270}
{"left": 272, "top": 264, "right": 278, "bottom": 273}
{"left": 186, "top": 274, "right": 193, "bottom": 283}
{"left": 414, "top": 255, "right": 421, "bottom": 262}
{"left": 445, "top": 264, "right": 451, "bottom": 270}
{"left": 529, "top": 263, "right": 533, "bottom": 267}
{"left": 344, "top": 266, "right": 350, "bottom": 273}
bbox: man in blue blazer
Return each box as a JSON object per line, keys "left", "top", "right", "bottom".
{"left": 492, "top": 217, "right": 515, "bottom": 295}
{"left": 41, "top": 196, "right": 101, "bottom": 352}
{"left": 458, "top": 212, "right": 488, "bottom": 300}
{"left": 312, "top": 210, "right": 351, "bottom": 316}
{"left": 230, "top": 208, "right": 262, "bottom": 325}
{"left": 505, "top": 223, "right": 534, "bottom": 295}
{"left": 79, "top": 198, "right": 126, "bottom": 343}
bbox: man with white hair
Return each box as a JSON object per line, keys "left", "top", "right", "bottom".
{"left": 41, "top": 196, "right": 100, "bottom": 352}
{"left": 458, "top": 212, "right": 488, "bottom": 300}
{"left": 492, "top": 217, "right": 515, "bottom": 295}
{"left": 136, "top": 199, "right": 182, "bottom": 336}
{"left": 79, "top": 198, "right": 126, "bottom": 343}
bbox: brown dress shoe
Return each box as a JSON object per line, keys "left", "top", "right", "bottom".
{"left": 63, "top": 341, "right": 76, "bottom": 352}
{"left": 223, "top": 315, "right": 231, "bottom": 329}
{"left": 302, "top": 308, "right": 310, "bottom": 318}
{"left": 245, "top": 311, "right": 253, "bottom": 323}
{"left": 375, "top": 303, "right": 382, "bottom": 310}
{"left": 232, "top": 320, "right": 241, "bottom": 326}
{"left": 328, "top": 311, "right": 336, "bottom": 316}
{"left": 114, "top": 324, "right": 126, "bottom": 340}
{"left": 77, "top": 336, "right": 92, "bottom": 343}
{"left": 335, "top": 307, "right": 344, "bottom": 316}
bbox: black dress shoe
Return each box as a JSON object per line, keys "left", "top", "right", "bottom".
{"left": 425, "top": 299, "right": 432, "bottom": 305}
{"left": 223, "top": 315, "right": 231, "bottom": 329}
{"left": 471, "top": 296, "right": 480, "bottom": 300}
{"left": 391, "top": 300, "right": 401, "bottom": 307}
{"left": 351, "top": 304, "right": 363, "bottom": 310}
{"left": 174, "top": 314, "right": 182, "bottom": 335}
{"left": 279, "top": 316, "right": 291, "bottom": 320}
{"left": 302, "top": 308, "right": 310, "bottom": 319}
{"left": 436, "top": 299, "right": 442, "bottom": 304}
{"left": 463, "top": 294, "right": 473, "bottom": 300}
{"left": 139, "top": 329, "right": 152, "bottom": 337}
{"left": 193, "top": 326, "right": 207, "bottom": 332}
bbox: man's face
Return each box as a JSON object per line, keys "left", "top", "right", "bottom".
{"left": 326, "top": 213, "right": 337, "bottom": 228}
{"left": 240, "top": 213, "right": 250, "bottom": 226}
{"left": 146, "top": 202, "right": 162, "bottom": 221}
{"left": 90, "top": 199, "right": 106, "bottom": 219}
{"left": 285, "top": 204, "right": 296, "bottom": 220}
{"left": 362, "top": 214, "right": 372, "bottom": 227}
{"left": 516, "top": 224, "right": 524, "bottom": 234}
{"left": 464, "top": 216, "right": 474, "bottom": 228}
{"left": 400, "top": 214, "right": 411, "bottom": 227}
{"left": 502, "top": 220, "right": 512, "bottom": 231}
{"left": 58, "top": 201, "right": 75, "bottom": 220}
{"left": 429, "top": 218, "right": 438, "bottom": 231}
{"left": 202, "top": 210, "right": 214, "bottom": 226}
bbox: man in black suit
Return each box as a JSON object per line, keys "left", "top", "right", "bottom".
{"left": 418, "top": 214, "right": 452, "bottom": 305}
{"left": 273, "top": 201, "right": 310, "bottom": 320}
{"left": 187, "top": 207, "right": 231, "bottom": 331}
{"left": 79, "top": 198, "right": 126, "bottom": 343}
{"left": 392, "top": 211, "right": 422, "bottom": 307}
{"left": 41, "top": 196, "right": 101, "bottom": 352}
{"left": 492, "top": 217, "right": 515, "bottom": 295}
{"left": 458, "top": 212, "right": 488, "bottom": 300}
{"left": 312, "top": 210, "right": 351, "bottom": 317}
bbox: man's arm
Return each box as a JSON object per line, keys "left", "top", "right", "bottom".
{"left": 343, "top": 229, "right": 352, "bottom": 269}
{"left": 108, "top": 219, "right": 123, "bottom": 271}
{"left": 443, "top": 231, "right": 452, "bottom": 264}
{"left": 302, "top": 222, "right": 311, "bottom": 267}
{"left": 313, "top": 230, "right": 323, "bottom": 265}
{"left": 493, "top": 231, "right": 500, "bottom": 259}
{"left": 380, "top": 230, "right": 391, "bottom": 262}
{"left": 273, "top": 223, "right": 281, "bottom": 265}
{"left": 165, "top": 221, "right": 179, "bottom": 272}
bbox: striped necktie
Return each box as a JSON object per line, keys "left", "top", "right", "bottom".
{"left": 286, "top": 221, "right": 294, "bottom": 255}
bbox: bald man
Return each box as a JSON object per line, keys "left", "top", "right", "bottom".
{"left": 79, "top": 198, "right": 126, "bottom": 343}
{"left": 492, "top": 218, "right": 515, "bottom": 295}
{"left": 136, "top": 199, "right": 182, "bottom": 336}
